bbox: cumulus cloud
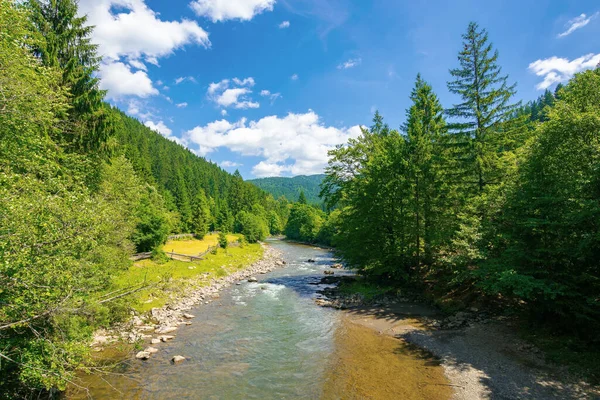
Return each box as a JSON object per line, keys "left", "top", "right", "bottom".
{"left": 176, "top": 102, "right": 188, "bottom": 108}
{"left": 78, "top": 0, "right": 210, "bottom": 99}
{"left": 99, "top": 61, "right": 158, "bottom": 99}
{"left": 145, "top": 120, "right": 172, "bottom": 136}
{"left": 279, "top": 20, "right": 290, "bottom": 28}
{"left": 558, "top": 12, "right": 599, "bottom": 38}
{"left": 337, "top": 57, "right": 362, "bottom": 70}
{"left": 79, "top": 0, "right": 210, "bottom": 61}
{"left": 221, "top": 109, "right": 228, "bottom": 116}
{"left": 529, "top": 53, "right": 600, "bottom": 89}
{"left": 291, "top": 73, "right": 299, "bottom": 81}
{"left": 207, "top": 78, "right": 260, "bottom": 109}
{"left": 190, "top": 0, "right": 276, "bottom": 22}
{"left": 184, "top": 111, "right": 362, "bottom": 177}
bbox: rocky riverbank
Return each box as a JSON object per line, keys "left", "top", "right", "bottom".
{"left": 314, "top": 275, "right": 599, "bottom": 400}
{"left": 91, "top": 244, "right": 285, "bottom": 353}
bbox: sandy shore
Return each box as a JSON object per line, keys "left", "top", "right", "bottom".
{"left": 318, "top": 293, "right": 599, "bottom": 399}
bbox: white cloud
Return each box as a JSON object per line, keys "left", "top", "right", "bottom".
{"left": 220, "top": 160, "right": 242, "bottom": 168}
{"left": 529, "top": 53, "right": 600, "bottom": 89}
{"left": 184, "top": 111, "right": 362, "bottom": 177}
{"left": 337, "top": 57, "right": 362, "bottom": 70}
{"left": 291, "top": 73, "right": 299, "bottom": 81}
{"left": 79, "top": 0, "right": 210, "bottom": 61}
{"left": 232, "top": 77, "right": 255, "bottom": 86}
{"left": 558, "top": 12, "right": 599, "bottom": 38}
{"left": 190, "top": 0, "right": 276, "bottom": 22}
{"left": 260, "top": 89, "right": 281, "bottom": 103}
{"left": 253, "top": 161, "right": 288, "bottom": 177}
{"left": 208, "top": 78, "right": 260, "bottom": 109}
{"left": 78, "top": 0, "right": 210, "bottom": 99}
{"left": 175, "top": 76, "right": 198, "bottom": 85}
{"left": 145, "top": 120, "right": 172, "bottom": 136}
{"left": 128, "top": 58, "right": 147, "bottom": 71}
{"left": 176, "top": 102, "right": 188, "bottom": 108}
{"left": 99, "top": 61, "right": 158, "bottom": 99}
{"left": 221, "top": 109, "right": 228, "bottom": 116}
{"left": 279, "top": 20, "right": 290, "bottom": 29}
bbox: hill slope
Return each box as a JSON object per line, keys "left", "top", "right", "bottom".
{"left": 249, "top": 174, "right": 325, "bottom": 204}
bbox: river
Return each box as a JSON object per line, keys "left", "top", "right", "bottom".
{"left": 70, "top": 239, "right": 450, "bottom": 399}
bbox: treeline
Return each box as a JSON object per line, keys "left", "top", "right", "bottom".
{"left": 249, "top": 174, "right": 325, "bottom": 205}
{"left": 319, "top": 23, "right": 600, "bottom": 339}
{"left": 0, "top": 0, "right": 289, "bottom": 396}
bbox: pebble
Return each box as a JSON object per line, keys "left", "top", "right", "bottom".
{"left": 136, "top": 351, "right": 151, "bottom": 360}
{"left": 171, "top": 355, "right": 186, "bottom": 364}
{"left": 93, "top": 246, "right": 285, "bottom": 352}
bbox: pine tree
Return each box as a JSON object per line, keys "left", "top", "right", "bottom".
{"left": 192, "top": 189, "right": 211, "bottom": 238}
{"left": 370, "top": 110, "right": 390, "bottom": 136}
{"left": 403, "top": 75, "right": 447, "bottom": 266}
{"left": 27, "top": 0, "right": 114, "bottom": 152}
{"left": 447, "top": 22, "right": 519, "bottom": 193}
{"left": 298, "top": 190, "right": 308, "bottom": 205}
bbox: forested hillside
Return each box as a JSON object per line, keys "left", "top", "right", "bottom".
{"left": 249, "top": 175, "right": 325, "bottom": 205}
{"left": 0, "top": 0, "right": 289, "bottom": 396}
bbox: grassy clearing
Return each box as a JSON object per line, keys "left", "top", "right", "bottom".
{"left": 161, "top": 233, "right": 239, "bottom": 255}
{"left": 104, "top": 236, "right": 263, "bottom": 314}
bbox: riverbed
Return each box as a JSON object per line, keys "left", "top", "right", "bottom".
{"left": 69, "top": 240, "right": 450, "bottom": 399}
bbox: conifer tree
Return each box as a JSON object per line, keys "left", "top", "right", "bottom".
{"left": 192, "top": 190, "right": 211, "bottom": 238}
{"left": 403, "top": 75, "right": 447, "bottom": 266}
{"left": 298, "top": 190, "right": 308, "bottom": 205}
{"left": 27, "top": 0, "right": 114, "bottom": 152}
{"left": 447, "top": 22, "right": 518, "bottom": 193}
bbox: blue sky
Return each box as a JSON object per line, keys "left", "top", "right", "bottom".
{"left": 78, "top": 0, "right": 600, "bottom": 178}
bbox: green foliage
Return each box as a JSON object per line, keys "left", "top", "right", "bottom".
{"left": 235, "top": 211, "right": 269, "bottom": 243}
{"left": 218, "top": 231, "right": 228, "bottom": 249}
{"left": 447, "top": 22, "right": 521, "bottom": 194}
{"left": 133, "top": 187, "right": 171, "bottom": 253}
{"left": 284, "top": 203, "right": 324, "bottom": 243}
{"left": 192, "top": 190, "right": 211, "bottom": 239}
{"left": 249, "top": 174, "right": 325, "bottom": 205}
{"left": 322, "top": 22, "right": 600, "bottom": 344}
{"left": 0, "top": 0, "right": 288, "bottom": 394}
{"left": 479, "top": 69, "right": 600, "bottom": 336}
{"left": 28, "top": 0, "right": 114, "bottom": 153}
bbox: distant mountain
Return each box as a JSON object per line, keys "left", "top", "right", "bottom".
{"left": 249, "top": 174, "right": 325, "bottom": 204}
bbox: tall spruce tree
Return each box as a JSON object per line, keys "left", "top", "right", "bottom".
{"left": 447, "top": 22, "right": 518, "bottom": 193}
{"left": 28, "top": 0, "right": 114, "bottom": 152}
{"left": 403, "top": 75, "right": 447, "bottom": 266}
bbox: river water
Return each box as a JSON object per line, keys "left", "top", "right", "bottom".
{"left": 71, "top": 239, "right": 450, "bottom": 399}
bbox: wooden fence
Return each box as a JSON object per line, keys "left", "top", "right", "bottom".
{"left": 130, "top": 245, "right": 220, "bottom": 262}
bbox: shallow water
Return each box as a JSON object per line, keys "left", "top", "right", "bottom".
{"left": 70, "top": 239, "right": 450, "bottom": 399}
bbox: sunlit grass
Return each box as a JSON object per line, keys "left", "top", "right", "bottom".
{"left": 108, "top": 242, "right": 263, "bottom": 313}
{"left": 161, "top": 233, "right": 240, "bottom": 255}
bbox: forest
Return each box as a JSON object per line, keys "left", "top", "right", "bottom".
{"left": 249, "top": 175, "right": 325, "bottom": 205}
{"left": 1, "top": 0, "right": 600, "bottom": 396}
{"left": 0, "top": 0, "right": 290, "bottom": 396}
{"left": 318, "top": 24, "right": 600, "bottom": 345}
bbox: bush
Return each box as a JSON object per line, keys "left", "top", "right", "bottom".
{"left": 218, "top": 231, "right": 228, "bottom": 249}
